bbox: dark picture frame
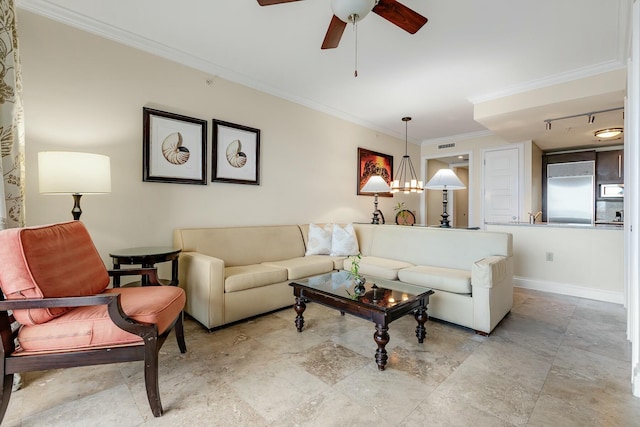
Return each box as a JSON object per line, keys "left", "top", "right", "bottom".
{"left": 357, "top": 147, "right": 393, "bottom": 197}
{"left": 142, "top": 107, "right": 207, "bottom": 185}
{"left": 212, "top": 119, "right": 260, "bottom": 185}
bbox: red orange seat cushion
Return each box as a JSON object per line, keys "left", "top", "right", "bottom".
{"left": 16, "top": 286, "right": 185, "bottom": 353}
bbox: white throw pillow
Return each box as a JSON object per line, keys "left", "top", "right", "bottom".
{"left": 305, "top": 223, "right": 333, "bottom": 255}
{"left": 330, "top": 223, "right": 360, "bottom": 256}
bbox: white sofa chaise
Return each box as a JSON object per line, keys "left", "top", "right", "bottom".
{"left": 174, "top": 224, "right": 513, "bottom": 334}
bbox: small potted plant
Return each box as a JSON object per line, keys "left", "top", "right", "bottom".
{"left": 349, "top": 253, "right": 366, "bottom": 295}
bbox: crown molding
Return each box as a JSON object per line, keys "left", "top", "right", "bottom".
{"left": 16, "top": 0, "right": 405, "bottom": 142}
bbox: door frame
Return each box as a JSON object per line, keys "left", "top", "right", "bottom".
{"left": 421, "top": 151, "right": 473, "bottom": 227}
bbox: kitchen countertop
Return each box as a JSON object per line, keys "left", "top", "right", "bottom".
{"left": 485, "top": 221, "right": 624, "bottom": 229}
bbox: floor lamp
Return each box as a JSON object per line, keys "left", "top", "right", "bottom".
{"left": 38, "top": 151, "right": 111, "bottom": 220}
{"left": 425, "top": 168, "right": 465, "bottom": 228}
{"left": 361, "top": 175, "right": 391, "bottom": 224}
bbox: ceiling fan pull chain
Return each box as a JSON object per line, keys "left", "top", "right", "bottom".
{"left": 353, "top": 19, "right": 358, "bottom": 77}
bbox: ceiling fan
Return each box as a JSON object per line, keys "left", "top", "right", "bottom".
{"left": 257, "top": 0, "right": 428, "bottom": 49}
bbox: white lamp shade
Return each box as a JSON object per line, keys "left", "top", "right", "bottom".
{"left": 331, "top": 0, "right": 376, "bottom": 23}
{"left": 361, "top": 175, "right": 391, "bottom": 193}
{"left": 39, "top": 151, "right": 111, "bottom": 194}
{"left": 425, "top": 168, "right": 465, "bottom": 190}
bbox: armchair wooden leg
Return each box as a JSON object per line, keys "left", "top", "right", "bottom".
{"left": 0, "top": 373, "right": 14, "bottom": 424}
{"left": 175, "top": 312, "right": 186, "bottom": 354}
{"left": 143, "top": 336, "right": 163, "bottom": 417}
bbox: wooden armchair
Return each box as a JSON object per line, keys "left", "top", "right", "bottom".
{"left": 0, "top": 221, "right": 187, "bottom": 422}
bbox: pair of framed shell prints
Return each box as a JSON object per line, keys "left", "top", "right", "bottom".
{"left": 142, "top": 107, "right": 260, "bottom": 185}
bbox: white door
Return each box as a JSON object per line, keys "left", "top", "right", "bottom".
{"left": 484, "top": 147, "right": 520, "bottom": 223}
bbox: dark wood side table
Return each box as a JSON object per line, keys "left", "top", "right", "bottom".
{"left": 109, "top": 246, "right": 181, "bottom": 287}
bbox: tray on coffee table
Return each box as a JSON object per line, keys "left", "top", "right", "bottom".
{"left": 289, "top": 271, "right": 434, "bottom": 371}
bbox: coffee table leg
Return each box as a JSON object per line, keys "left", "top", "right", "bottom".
{"left": 294, "top": 297, "right": 306, "bottom": 332}
{"left": 374, "top": 323, "right": 390, "bottom": 371}
{"left": 414, "top": 305, "right": 428, "bottom": 344}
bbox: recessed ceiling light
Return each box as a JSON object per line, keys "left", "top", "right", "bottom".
{"left": 594, "top": 128, "right": 623, "bottom": 139}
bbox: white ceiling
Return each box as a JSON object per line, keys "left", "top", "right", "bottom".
{"left": 17, "top": 0, "right": 631, "bottom": 150}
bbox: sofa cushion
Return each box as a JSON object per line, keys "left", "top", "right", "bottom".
{"left": 330, "top": 223, "right": 359, "bottom": 256}
{"left": 305, "top": 223, "right": 333, "bottom": 255}
{"left": 263, "top": 256, "right": 334, "bottom": 280}
{"left": 344, "top": 256, "right": 414, "bottom": 280}
{"left": 398, "top": 265, "right": 471, "bottom": 294}
{"left": 225, "top": 264, "right": 288, "bottom": 293}
{"left": 16, "top": 286, "right": 185, "bottom": 353}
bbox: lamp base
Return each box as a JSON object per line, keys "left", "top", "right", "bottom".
{"left": 439, "top": 212, "right": 451, "bottom": 228}
{"left": 370, "top": 193, "right": 385, "bottom": 225}
{"left": 439, "top": 189, "right": 451, "bottom": 228}
{"left": 71, "top": 193, "right": 83, "bottom": 221}
{"left": 371, "top": 209, "right": 385, "bottom": 225}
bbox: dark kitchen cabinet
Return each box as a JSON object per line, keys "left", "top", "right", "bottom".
{"left": 596, "top": 150, "right": 624, "bottom": 184}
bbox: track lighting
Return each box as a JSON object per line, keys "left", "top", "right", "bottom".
{"left": 544, "top": 106, "right": 623, "bottom": 130}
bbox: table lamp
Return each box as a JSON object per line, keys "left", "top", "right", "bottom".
{"left": 361, "top": 175, "right": 391, "bottom": 224}
{"left": 425, "top": 168, "right": 465, "bottom": 228}
{"left": 38, "top": 151, "right": 111, "bottom": 220}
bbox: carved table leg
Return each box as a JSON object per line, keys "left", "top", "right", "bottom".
{"left": 414, "top": 304, "right": 428, "bottom": 344}
{"left": 294, "top": 297, "right": 306, "bottom": 332}
{"left": 374, "top": 323, "right": 390, "bottom": 371}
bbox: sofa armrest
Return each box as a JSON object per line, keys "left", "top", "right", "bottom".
{"left": 471, "top": 255, "right": 513, "bottom": 334}
{"left": 472, "top": 255, "right": 509, "bottom": 289}
{"left": 178, "top": 252, "right": 225, "bottom": 329}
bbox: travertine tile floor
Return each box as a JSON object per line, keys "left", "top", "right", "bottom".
{"left": 4, "top": 288, "right": 640, "bottom": 426}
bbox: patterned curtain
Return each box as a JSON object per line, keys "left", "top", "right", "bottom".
{"left": 0, "top": 0, "right": 25, "bottom": 229}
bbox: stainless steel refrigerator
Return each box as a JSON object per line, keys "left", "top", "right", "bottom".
{"left": 547, "top": 161, "right": 595, "bottom": 225}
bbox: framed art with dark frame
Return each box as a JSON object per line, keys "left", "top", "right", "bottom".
{"left": 357, "top": 147, "right": 393, "bottom": 196}
{"left": 142, "top": 107, "right": 207, "bottom": 185}
{"left": 212, "top": 119, "right": 260, "bottom": 185}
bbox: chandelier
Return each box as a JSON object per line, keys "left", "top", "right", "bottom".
{"left": 391, "top": 117, "right": 423, "bottom": 194}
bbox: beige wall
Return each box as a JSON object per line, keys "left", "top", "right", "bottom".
{"left": 422, "top": 135, "right": 540, "bottom": 227}
{"left": 530, "top": 142, "right": 543, "bottom": 215}
{"left": 19, "top": 11, "right": 419, "bottom": 266}
{"left": 422, "top": 133, "right": 513, "bottom": 227}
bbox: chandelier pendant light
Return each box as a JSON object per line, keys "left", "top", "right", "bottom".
{"left": 391, "top": 117, "right": 423, "bottom": 194}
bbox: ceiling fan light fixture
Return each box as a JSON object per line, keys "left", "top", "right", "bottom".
{"left": 594, "top": 128, "right": 623, "bottom": 139}
{"left": 331, "top": 0, "right": 377, "bottom": 23}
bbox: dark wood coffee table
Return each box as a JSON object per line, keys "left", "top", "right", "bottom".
{"left": 290, "top": 271, "right": 434, "bottom": 371}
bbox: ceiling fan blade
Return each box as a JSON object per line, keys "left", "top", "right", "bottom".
{"left": 373, "top": 0, "right": 428, "bottom": 34}
{"left": 321, "top": 15, "right": 347, "bottom": 49}
{"left": 257, "top": 0, "right": 302, "bottom": 6}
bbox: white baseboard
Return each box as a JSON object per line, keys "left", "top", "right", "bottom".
{"left": 514, "top": 276, "right": 624, "bottom": 304}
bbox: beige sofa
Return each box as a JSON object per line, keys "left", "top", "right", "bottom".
{"left": 173, "top": 223, "right": 513, "bottom": 334}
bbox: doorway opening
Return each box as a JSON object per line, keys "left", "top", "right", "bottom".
{"left": 424, "top": 153, "right": 471, "bottom": 228}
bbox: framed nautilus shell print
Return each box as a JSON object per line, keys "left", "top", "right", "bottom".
{"left": 212, "top": 119, "right": 260, "bottom": 185}
{"left": 143, "top": 107, "right": 207, "bottom": 185}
